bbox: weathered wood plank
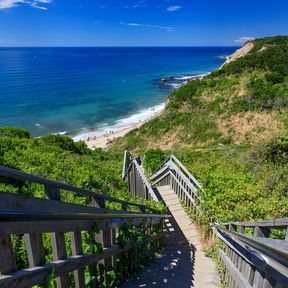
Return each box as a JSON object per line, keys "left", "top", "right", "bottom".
{"left": 51, "top": 232, "right": 70, "bottom": 288}
{"left": 224, "top": 219, "right": 288, "bottom": 229}
{"left": 71, "top": 231, "right": 85, "bottom": 288}
{"left": 45, "top": 185, "right": 61, "bottom": 201}
{"left": 219, "top": 249, "right": 252, "bottom": 288}
{"left": 0, "top": 192, "right": 115, "bottom": 214}
{"left": 0, "top": 235, "right": 16, "bottom": 275}
{"left": 0, "top": 243, "right": 134, "bottom": 288}
{"left": 24, "top": 233, "right": 45, "bottom": 267}
{"left": 0, "top": 165, "right": 155, "bottom": 212}
{"left": 254, "top": 227, "right": 270, "bottom": 238}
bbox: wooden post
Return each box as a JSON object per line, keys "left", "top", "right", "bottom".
{"left": 240, "top": 226, "right": 245, "bottom": 234}
{"left": 254, "top": 226, "right": 269, "bottom": 238}
{"left": 0, "top": 235, "right": 16, "bottom": 275}
{"left": 71, "top": 231, "right": 85, "bottom": 288}
{"left": 253, "top": 270, "right": 264, "bottom": 288}
{"left": 45, "top": 185, "right": 61, "bottom": 201}
{"left": 92, "top": 196, "right": 105, "bottom": 209}
{"left": 229, "top": 224, "right": 237, "bottom": 232}
{"left": 24, "top": 233, "right": 45, "bottom": 267}
{"left": 51, "top": 232, "right": 70, "bottom": 288}
{"left": 96, "top": 224, "right": 112, "bottom": 269}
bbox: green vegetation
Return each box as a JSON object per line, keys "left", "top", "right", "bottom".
{"left": 1, "top": 36, "right": 288, "bottom": 286}
{"left": 111, "top": 36, "right": 288, "bottom": 224}
{"left": 112, "top": 36, "right": 288, "bottom": 150}
{"left": 0, "top": 127, "right": 164, "bottom": 286}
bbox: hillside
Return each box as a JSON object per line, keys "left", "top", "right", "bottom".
{"left": 0, "top": 127, "right": 161, "bottom": 211}
{"left": 111, "top": 36, "right": 288, "bottom": 223}
{"left": 112, "top": 36, "right": 288, "bottom": 151}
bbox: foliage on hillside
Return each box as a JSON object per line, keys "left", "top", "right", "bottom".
{"left": 111, "top": 36, "right": 288, "bottom": 151}
{"left": 0, "top": 127, "right": 165, "bottom": 286}
{"left": 111, "top": 36, "right": 288, "bottom": 223}
{"left": 0, "top": 127, "right": 160, "bottom": 211}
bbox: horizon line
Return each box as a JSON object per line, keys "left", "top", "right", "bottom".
{"left": 0, "top": 45, "right": 241, "bottom": 48}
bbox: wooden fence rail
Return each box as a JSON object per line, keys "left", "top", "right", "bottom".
{"left": 150, "top": 155, "right": 204, "bottom": 215}
{"left": 0, "top": 163, "right": 167, "bottom": 288}
{"left": 149, "top": 154, "right": 288, "bottom": 288}
{"left": 0, "top": 164, "right": 158, "bottom": 214}
{"left": 122, "top": 151, "right": 159, "bottom": 202}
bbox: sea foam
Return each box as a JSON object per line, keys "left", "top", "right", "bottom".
{"left": 73, "top": 103, "right": 165, "bottom": 142}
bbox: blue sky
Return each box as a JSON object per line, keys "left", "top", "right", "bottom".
{"left": 0, "top": 0, "right": 287, "bottom": 46}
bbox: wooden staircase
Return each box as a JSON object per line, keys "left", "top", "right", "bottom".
{"left": 123, "top": 185, "right": 220, "bottom": 287}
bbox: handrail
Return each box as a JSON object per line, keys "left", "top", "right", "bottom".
{"left": 0, "top": 211, "right": 168, "bottom": 221}
{"left": 0, "top": 165, "right": 157, "bottom": 213}
{"left": 213, "top": 224, "right": 288, "bottom": 266}
{"left": 223, "top": 218, "right": 288, "bottom": 228}
{"left": 123, "top": 152, "right": 159, "bottom": 202}
{"left": 122, "top": 150, "right": 132, "bottom": 178}
{"left": 170, "top": 155, "right": 204, "bottom": 192}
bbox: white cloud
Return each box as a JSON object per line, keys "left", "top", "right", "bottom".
{"left": 235, "top": 36, "right": 255, "bottom": 44}
{"left": 121, "top": 22, "right": 174, "bottom": 32}
{"left": 0, "top": 0, "right": 52, "bottom": 10}
{"left": 125, "top": 0, "right": 146, "bottom": 9}
{"left": 166, "top": 5, "right": 182, "bottom": 12}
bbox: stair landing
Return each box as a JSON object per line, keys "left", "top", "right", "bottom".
{"left": 122, "top": 185, "right": 220, "bottom": 287}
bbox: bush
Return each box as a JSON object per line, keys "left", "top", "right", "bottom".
{"left": 143, "top": 149, "right": 168, "bottom": 175}
{"left": 264, "top": 133, "right": 288, "bottom": 164}
{"left": 0, "top": 127, "right": 30, "bottom": 139}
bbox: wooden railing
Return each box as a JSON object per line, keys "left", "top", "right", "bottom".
{"left": 0, "top": 164, "right": 167, "bottom": 288}
{"left": 122, "top": 151, "right": 159, "bottom": 202}
{"left": 150, "top": 154, "right": 203, "bottom": 214}
{"left": 149, "top": 154, "right": 288, "bottom": 288}
{"left": 213, "top": 220, "right": 288, "bottom": 288}
{"left": 0, "top": 165, "right": 157, "bottom": 214}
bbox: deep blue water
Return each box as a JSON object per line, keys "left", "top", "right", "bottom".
{"left": 0, "top": 47, "right": 237, "bottom": 137}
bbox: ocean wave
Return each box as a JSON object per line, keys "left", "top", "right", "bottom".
{"left": 73, "top": 103, "right": 165, "bottom": 142}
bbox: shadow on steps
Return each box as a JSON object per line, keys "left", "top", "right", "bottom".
{"left": 121, "top": 188, "right": 196, "bottom": 288}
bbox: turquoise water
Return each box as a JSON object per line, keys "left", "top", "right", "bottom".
{"left": 0, "top": 47, "right": 237, "bottom": 137}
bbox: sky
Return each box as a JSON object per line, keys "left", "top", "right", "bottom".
{"left": 0, "top": 0, "right": 287, "bottom": 46}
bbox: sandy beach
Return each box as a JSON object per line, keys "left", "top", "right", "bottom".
{"left": 84, "top": 123, "right": 142, "bottom": 149}
{"left": 73, "top": 103, "right": 165, "bottom": 149}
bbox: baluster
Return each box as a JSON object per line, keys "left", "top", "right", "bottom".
{"left": 240, "top": 226, "right": 245, "bottom": 234}
{"left": 0, "top": 235, "right": 16, "bottom": 275}
{"left": 52, "top": 232, "right": 70, "bottom": 288}
{"left": 44, "top": 185, "right": 61, "bottom": 201}
{"left": 92, "top": 196, "right": 105, "bottom": 208}
{"left": 111, "top": 227, "right": 118, "bottom": 271}
{"left": 71, "top": 231, "right": 85, "bottom": 288}
{"left": 263, "top": 277, "right": 275, "bottom": 288}
{"left": 254, "top": 227, "right": 269, "bottom": 238}
{"left": 24, "top": 233, "right": 45, "bottom": 267}
{"left": 96, "top": 223, "right": 112, "bottom": 269}
{"left": 243, "top": 262, "right": 255, "bottom": 285}
{"left": 253, "top": 270, "right": 264, "bottom": 288}
{"left": 285, "top": 226, "right": 288, "bottom": 240}
{"left": 229, "top": 224, "right": 237, "bottom": 232}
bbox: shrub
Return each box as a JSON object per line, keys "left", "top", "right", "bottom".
{"left": 0, "top": 127, "right": 30, "bottom": 139}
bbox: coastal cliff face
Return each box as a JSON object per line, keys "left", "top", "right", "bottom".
{"left": 223, "top": 41, "right": 254, "bottom": 65}
{"left": 111, "top": 36, "right": 288, "bottom": 151}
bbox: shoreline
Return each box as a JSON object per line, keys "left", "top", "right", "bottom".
{"left": 73, "top": 73, "right": 208, "bottom": 149}
{"left": 73, "top": 103, "right": 165, "bottom": 149}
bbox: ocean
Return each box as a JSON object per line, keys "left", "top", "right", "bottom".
{"left": 0, "top": 47, "right": 237, "bottom": 138}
